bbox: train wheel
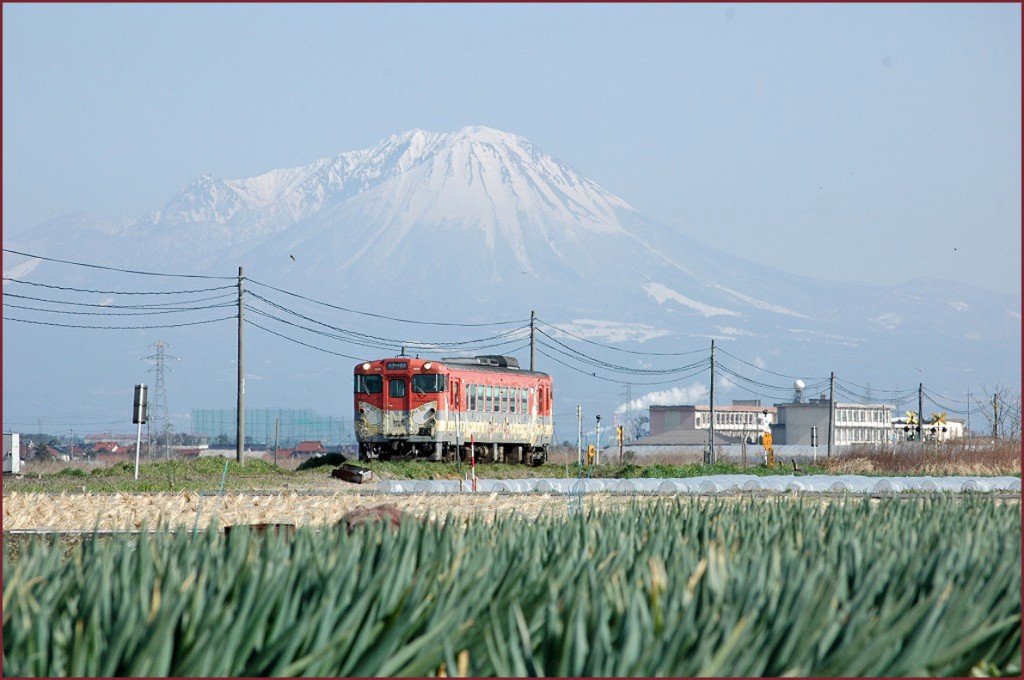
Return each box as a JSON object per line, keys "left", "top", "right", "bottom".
{"left": 530, "top": 447, "right": 547, "bottom": 467}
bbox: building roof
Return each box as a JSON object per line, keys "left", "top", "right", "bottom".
{"left": 294, "top": 441, "right": 326, "bottom": 452}
{"left": 651, "top": 404, "right": 777, "bottom": 412}
{"left": 631, "top": 430, "right": 742, "bottom": 446}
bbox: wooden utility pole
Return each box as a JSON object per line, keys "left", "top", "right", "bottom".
{"left": 708, "top": 340, "right": 716, "bottom": 465}
{"left": 918, "top": 383, "right": 924, "bottom": 442}
{"left": 237, "top": 266, "right": 245, "bottom": 464}
{"left": 530, "top": 310, "right": 536, "bottom": 371}
{"left": 827, "top": 372, "right": 835, "bottom": 457}
{"left": 273, "top": 417, "right": 279, "bottom": 466}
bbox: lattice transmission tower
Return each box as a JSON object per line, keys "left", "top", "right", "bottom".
{"left": 144, "top": 340, "right": 176, "bottom": 459}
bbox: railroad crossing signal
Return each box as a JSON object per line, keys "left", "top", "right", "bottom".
{"left": 615, "top": 425, "right": 623, "bottom": 444}
{"left": 587, "top": 445, "right": 596, "bottom": 464}
{"left": 906, "top": 411, "right": 918, "bottom": 425}
{"left": 930, "top": 412, "right": 948, "bottom": 436}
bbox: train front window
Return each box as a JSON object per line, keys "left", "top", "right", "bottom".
{"left": 389, "top": 379, "right": 406, "bottom": 398}
{"left": 355, "top": 375, "right": 383, "bottom": 394}
{"left": 412, "top": 374, "right": 445, "bottom": 393}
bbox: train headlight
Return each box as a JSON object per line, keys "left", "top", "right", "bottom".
{"left": 423, "top": 362, "right": 432, "bottom": 370}
{"left": 362, "top": 362, "right": 371, "bottom": 371}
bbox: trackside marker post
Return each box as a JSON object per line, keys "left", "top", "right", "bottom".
{"left": 471, "top": 434, "right": 476, "bottom": 492}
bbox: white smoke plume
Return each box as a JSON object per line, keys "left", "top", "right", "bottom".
{"left": 614, "top": 381, "right": 708, "bottom": 414}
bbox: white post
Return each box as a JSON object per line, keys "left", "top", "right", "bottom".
{"left": 134, "top": 421, "right": 143, "bottom": 480}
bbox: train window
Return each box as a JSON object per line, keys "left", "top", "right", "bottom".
{"left": 412, "top": 374, "right": 445, "bottom": 393}
{"left": 355, "top": 375, "right": 383, "bottom": 394}
{"left": 485, "top": 386, "right": 492, "bottom": 412}
{"left": 522, "top": 389, "right": 528, "bottom": 414}
{"left": 468, "top": 384, "right": 477, "bottom": 411}
{"left": 476, "top": 385, "right": 484, "bottom": 411}
{"left": 510, "top": 388, "right": 516, "bottom": 413}
{"left": 500, "top": 387, "right": 508, "bottom": 412}
{"left": 493, "top": 386, "right": 500, "bottom": 412}
{"left": 389, "top": 379, "right": 406, "bottom": 398}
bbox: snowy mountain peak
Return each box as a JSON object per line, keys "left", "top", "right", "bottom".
{"left": 141, "top": 126, "right": 638, "bottom": 251}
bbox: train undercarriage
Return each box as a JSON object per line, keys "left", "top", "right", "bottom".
{"left": 358, "top": 439, "right": 547, "bottom": 466}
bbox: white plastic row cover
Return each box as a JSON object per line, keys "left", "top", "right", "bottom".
{"left": 375, "top": 475, "right": 1022, "bottom": 495}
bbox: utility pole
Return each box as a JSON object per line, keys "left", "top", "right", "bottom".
{"left": 707, "top": 340, "right": 716, "bottom": 465}
{"left": 529, "top": 310, "right": 536, "bottom": 371}
{"left": 966, "top": 387, "right": 971, "bottom": 440}
{"left": 918, "top": 383, "right": 924, "bottom": 442}
{"left": 827, "top": 371, "right": 835, "bottom": 458}
{"left": 237, "top": 266, "right": 245, "bottom": 464}
{"left": 993, "top": 395, "right": 999, "bottom": 439}
{"left": 576, "top": 404, "right": 583, "bottom": 468}
{"left": 273, "top": 417, "right": 279, "bottom": 466}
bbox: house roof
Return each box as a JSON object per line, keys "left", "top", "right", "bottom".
{"left": 294, "top": 441, "right": 326, "bottom": 452}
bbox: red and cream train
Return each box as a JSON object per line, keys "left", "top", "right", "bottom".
{"left": 353, "top": 355, "right": 553, "bottom": 465}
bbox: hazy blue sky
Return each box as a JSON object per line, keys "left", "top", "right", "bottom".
{"left": 4, "top": 3, "right": 1020, "bottom": 294}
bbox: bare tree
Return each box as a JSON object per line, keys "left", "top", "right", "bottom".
{"left": 974, "top": 385, "right": 1021, "bottom": 441}
{"left": 628, "top": 414, "right": 650, "bottom": 441}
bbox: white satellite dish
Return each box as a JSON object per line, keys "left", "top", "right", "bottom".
{"left": 793, "top": 379, "right": 805, "bottom": 403}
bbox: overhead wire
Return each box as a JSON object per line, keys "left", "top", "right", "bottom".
{"left": 246, "top": 290, "right": 530, "bottom": 350}
{"left": 536, "top": 345, "right": 710, "bottom": 386}
{"left": 2, "top": 278, "right": 236, "bottom": 295}
{"left": 536, "top": 317, "right": 707, "bottom": 356}
{"left": 3, "top": 315, "right": 236, "bottom": 330}
{"left": 3, "top": 248, "right": 235, "bottom": 280}
{"left": 3, "top": 301, "right": 235, "bottom": 317}
{"left": 4, "top": 291, "right": 238, "bottom": 309}
{"left": 715, "top": 347, "right": 827, "bottom": 382}
{"left": 535, "top": 330, "right": 708, "bottom": 376}
{"left": 247, "top": 277, "right": 527, "bottom": 327}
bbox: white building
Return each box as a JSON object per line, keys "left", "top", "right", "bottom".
{"left": 650, "top": 401, "right": 775, "bottom": 443}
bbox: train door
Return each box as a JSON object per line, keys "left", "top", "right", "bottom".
{"left": 385, "top": 376, "right": 411, "bottom": 435}
{"left": 528, "top": 384, "right": 541, "bottom": 447}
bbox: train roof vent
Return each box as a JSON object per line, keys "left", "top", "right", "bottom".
{"left": 440, "top": 355, "right": 520, "bottom": 369}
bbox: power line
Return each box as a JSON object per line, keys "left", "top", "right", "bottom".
{"left": 248, "top": 290, "right": 529, "bottom": 348}
{"left": 4, "top": 291, "right": 237, "bottom": 308}
{"left": 536, "top": 317, "right": 707, "bottom": 356}
{"left": 3, "top": 315, "right": 235, "bottom": 330}
{"left": 2, "top": 278, "right": 236, "bottom": 295}
{"left": 3, "top": 301, "right": 235, "bottom": 317}
{"left": 535, "top": 345, "right": 710, "bottom": 386}
{"left": 3, "top": 248, "right": 234, "bottom": 280}
{"left": 715, "top": 347, "right": 828, "bottom": 382}
{"left": 247, "top": 277, "right": 527, "bottom": 327}
{"left": 535, "top": 332, "right": 707, "bottom": 375}
{"left": 245, "top": 319, "right": 365, "bottom": 361}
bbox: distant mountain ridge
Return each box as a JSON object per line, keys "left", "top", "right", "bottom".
{"left": 3, "top": 126, "right": 1019, "bottom": 434}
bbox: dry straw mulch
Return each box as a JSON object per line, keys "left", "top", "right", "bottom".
{"left": 2, "top": 491, "right": 656, "bottom": 532}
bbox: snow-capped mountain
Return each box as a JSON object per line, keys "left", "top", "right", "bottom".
{"left": 3, "top": 126, "right": 1020, "bottom": 436}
